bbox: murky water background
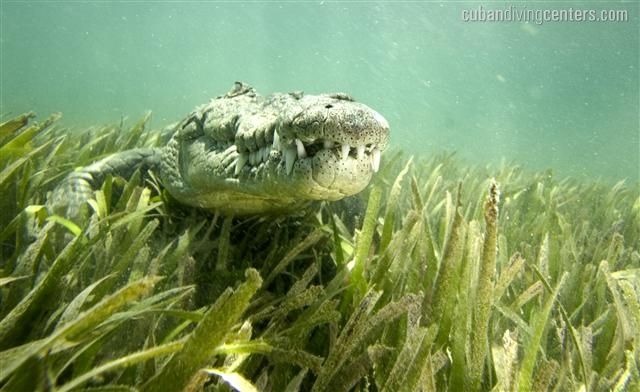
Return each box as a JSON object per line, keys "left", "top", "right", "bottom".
{"left": 1, "top": 2, "right": 638, "bottom": 180}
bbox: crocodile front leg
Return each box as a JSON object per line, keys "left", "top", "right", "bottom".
{"left": 49, "top": 148, "right": 162, "bottom": 224}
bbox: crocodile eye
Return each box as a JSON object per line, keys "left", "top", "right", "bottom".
{"left": 328, "top": 93, "right": 353, "bottom": 101}
{"left": 325, "top": 104, "right": 333, "bottom": 109}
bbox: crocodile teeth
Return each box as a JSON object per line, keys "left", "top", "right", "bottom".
{"left": 249, "top": 151, "right": 257, "bottom": 166}
{"left": 262, "top": 147, "right": 270, "bottom": 163}
{"left": 285, "top": 146, "right": 297, "bottom": 175}
{"left": 323, "top": 140, "right": 334, "bottom": 149}
{"left": 273, "top": 131, "right": 281, "bottom": 151}
{"left": 235, "top": 152, "right": 248, "bottom": 175}
{"left": 295, "top": 139, "right": 307, "bottom": 159}
{"left": 371, "top": 149, "right": 381, "bottom": 172}
{"left": 357, "top": 145, "right": 365, "bottom": 159}
{"left": 340, "top": 145, "right": 350, "bottom": 161}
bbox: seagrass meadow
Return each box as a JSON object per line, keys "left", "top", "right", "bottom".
{"left": 0, "top": 113, "right": 638, "bottom": 392}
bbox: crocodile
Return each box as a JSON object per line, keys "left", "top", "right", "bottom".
{"left": 50, "top": 82, "right": 389, "bottom": 220}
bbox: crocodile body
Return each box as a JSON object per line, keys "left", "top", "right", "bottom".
{"left": 51, "top": 82, "right": 389, "bottom": 219}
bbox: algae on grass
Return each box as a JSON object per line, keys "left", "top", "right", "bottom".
{"left": 0, "top": 112, "right": 638, "bottom": 391}
{"left": 467, "top": 180, "right": 500, "bottom": 391}
{"left": 142, "top": 269, "right": 262, "bottom": 392}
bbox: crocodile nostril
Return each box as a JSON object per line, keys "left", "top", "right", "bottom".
{"left": 325, "top": 104, "right": 333, "bottom": 109}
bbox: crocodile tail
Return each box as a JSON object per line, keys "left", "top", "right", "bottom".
{"left": 48, "top": 148, "right": 162, "bottom": 224}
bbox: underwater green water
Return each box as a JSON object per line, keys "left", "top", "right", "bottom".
{"left": 1, "top": 1, "right": 638, "bottom": 181}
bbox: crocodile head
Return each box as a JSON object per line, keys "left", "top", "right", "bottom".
{"left": 162, "top": 86, "right": 389, "bottom": 214}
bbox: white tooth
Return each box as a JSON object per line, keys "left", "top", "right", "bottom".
{"left": 259, "top": 147, "right": 265, "bottom": 163}
{"left": 273, "top": 131, "right": 281, "bottom": 151}
{"left": 285, "top": 146, "right": 297, "bottom": 175}
{"left": 262, "top": 147, "right": 270, "bottom": 162}
{"left": 371, "top": 149, "right": 381, "bottom": 172}
{"left": 249, "top": 151, "right": 257, "bottom": 166}
{"left": 341, "top": 144, "right": 350, "bottom": 161}
{"left": 357, "top": 145, "right": 365, "bottom": 159}
{"left": 323, "top": 140, "right": 334, "bottom": 149}
{"left": 295, "top": 139, "right": 307, "bottom": 159}
{"left": 235, "top": 152, "right": 248, "bottom": 175}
